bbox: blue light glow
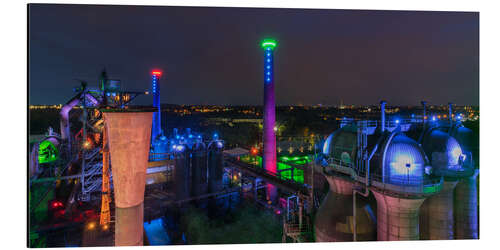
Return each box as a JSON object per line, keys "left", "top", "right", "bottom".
{"left": 389, "top": 152, "right": 422, "bottom": 176}
{"left": 395, "top": 119, "right": 400, "bottom": 124}
{"left": 175, "top": 145, "right": 185, "bottom": 152}
{"left": 448, "top": 138, "right": 463, "bottom": 166}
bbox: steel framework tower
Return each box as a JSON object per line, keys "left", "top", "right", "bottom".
{"left": 99, "top": 126, "right": 111, "bottom": 227}
{"left": 151, "top": 70, "right": 163, "bottom": 141}
{"left": 261, "top": 39, "right": 278, "bottom": 202}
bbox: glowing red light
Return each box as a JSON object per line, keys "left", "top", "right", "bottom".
{"left": 152, "top": 70, "right": 162, "bottom": 77}
{"left": 51, "top": 201, "right": 63, "bottom": 208}
{"left": 250, "top": 147, "right": 258, "bottom": 156}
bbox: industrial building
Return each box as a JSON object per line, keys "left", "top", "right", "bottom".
{"left": 28, "top": 39, "right": 478, "bottom": 247}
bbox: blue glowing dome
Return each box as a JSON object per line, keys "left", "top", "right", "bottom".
{"left": 192, "top": 141, "right": 206, "bottom": 151}
{"left": 208, "top": 140, "right": 224, "bottom": 150}
{"left": 152, "top": 135, "right": 169, "bottom": 154}
{"left": 322, "top": 127, "right": 357, "bottom": 166}
{"left": 382, "top": 134, "right": 427, "bottom": 185}
{"left": 422, "top": 129, "right": 464, "bottom": 172}
{"left": 450, "top": 125, "right": 474, "bottom": 153}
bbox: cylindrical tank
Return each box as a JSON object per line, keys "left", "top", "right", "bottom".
{"left": 174, "top": 145, "right": 191, "bottom": 201}
{"left": 208, "top": 140, "right": 224, "bottom": 194}
{"left": 371, "top": 132, "right": 437, "bottom": 241}
{"left": 372, "top": 190, "right": 426, "bottom": 241}
{"left": 454, "top": 169, "right": 479, "bottom": 239}
{"left": 420, "top": 180, "right": 458, "bottom": 240}
{"left": 191, "top": 142, "right": 208, "bottom": 197}
{"left": 450, "top": 125, "right": 478, "bottom": 239}
{"left": 314, "top": 175, "right": 376, "bottom": 242}
{"left": 152, "top": 135, "right": 169, "bottom": 155}
{"left": 419, "top": 129, "right": 466, "bottom": 240}
{"left": 103, "top": 110, "right": 153, "bottom": 246}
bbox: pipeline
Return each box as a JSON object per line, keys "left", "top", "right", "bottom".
{"left": 59, "top": 91, "right": 100, "bottom": 152}
{"left": 380, "top": 100, "right": 387, "bottom": 132}
{"left": 352, "top": 140, "right": 379, "bottom": 241}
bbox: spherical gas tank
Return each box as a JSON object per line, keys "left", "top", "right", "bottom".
{"left": 381, "top": 133, "right": 427, "bottom": 185}
{"left": 322, "top": 127, "right": 358, "bottom": 166}
{"left": 450, "top": 125, "right": 474, "bottom": 153}
{"left": 421, "top": 129, "right": 465, "bottom": 175}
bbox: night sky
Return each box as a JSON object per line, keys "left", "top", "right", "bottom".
{"left": 28, "top": 4, "right": 479, "bottom": 106}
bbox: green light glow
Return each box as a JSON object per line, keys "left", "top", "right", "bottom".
{"left": 240, "top": 154, "right": 310, "bottom": 183}
{"left": 261, "top": 39, "right": 277, "bottom": 50}
{"left": 38, "top": 140, "right": 58, "bottom": 164}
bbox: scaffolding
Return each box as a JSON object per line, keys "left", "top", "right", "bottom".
{"left": 99, "top": 126, "right": 111, "bottom": 226}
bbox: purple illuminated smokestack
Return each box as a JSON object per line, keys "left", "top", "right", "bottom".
{"left": 261, "top": 39, "right": 278, "bottom": 202}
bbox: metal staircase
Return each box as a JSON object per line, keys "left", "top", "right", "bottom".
{"left": 79, "top": 147, "right": 103, "bottom": 201}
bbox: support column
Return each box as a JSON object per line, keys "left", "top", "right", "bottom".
{"left": 420, "top": 180, "right": 458, "bottom": 240}
{"left": 103, "top": 110, "right": 153, "bottom": 246}
{"left": 372, "top": 189, "right": 426, "bottom": 241}
{"left": 454, "top": 169, "right": 479, "bottom": 239}
{"left": 314, "top": 175, "right": 375, "bottom": 242}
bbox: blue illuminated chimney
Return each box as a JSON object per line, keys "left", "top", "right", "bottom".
{"left": 151, "top": 70, "right": 163, "bottom": 141}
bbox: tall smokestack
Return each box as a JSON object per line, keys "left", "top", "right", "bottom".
{"left": 380, "top": 100, "right": 387, "bottom": 132}
{"left": 151, "top": 70, "right": 163, "bottom": 141}
{"left": 261, "top": 38, "right": 278, "bottom": 203}
{"left": 102, "top": 109, "right": 154, "bottom": 246}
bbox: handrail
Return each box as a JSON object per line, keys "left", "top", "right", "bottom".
{"left": 148, "top": 152, "right": 173, "bottom": 162}
{"left": 225, "top": 156, "right": 309, "bottom": 193}
{"left": 322, "top": 161, "right": 443, "bottom": 195}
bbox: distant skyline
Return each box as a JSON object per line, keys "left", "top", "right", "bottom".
{"left": 29, "top": 4, "right": 479, "bottom": 106}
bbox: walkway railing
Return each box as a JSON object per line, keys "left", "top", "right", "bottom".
{"left": 224, "top": 156, "right": 309, "bottom": 194}
{"left": 148, "top": 152, "right": 173, "bottom": 162}
{"left": 323, "top": 160, "right": 443, "bottom": 195}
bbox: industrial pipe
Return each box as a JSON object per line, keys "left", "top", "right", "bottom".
{"left": 60, "top": 92, "right": 100, "bottom": 151}
{"left": 380, "top": 100, "right": 387, "bottom": 132}
{"left": 353, "top": 141, "right": 379, "bottom": 241}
